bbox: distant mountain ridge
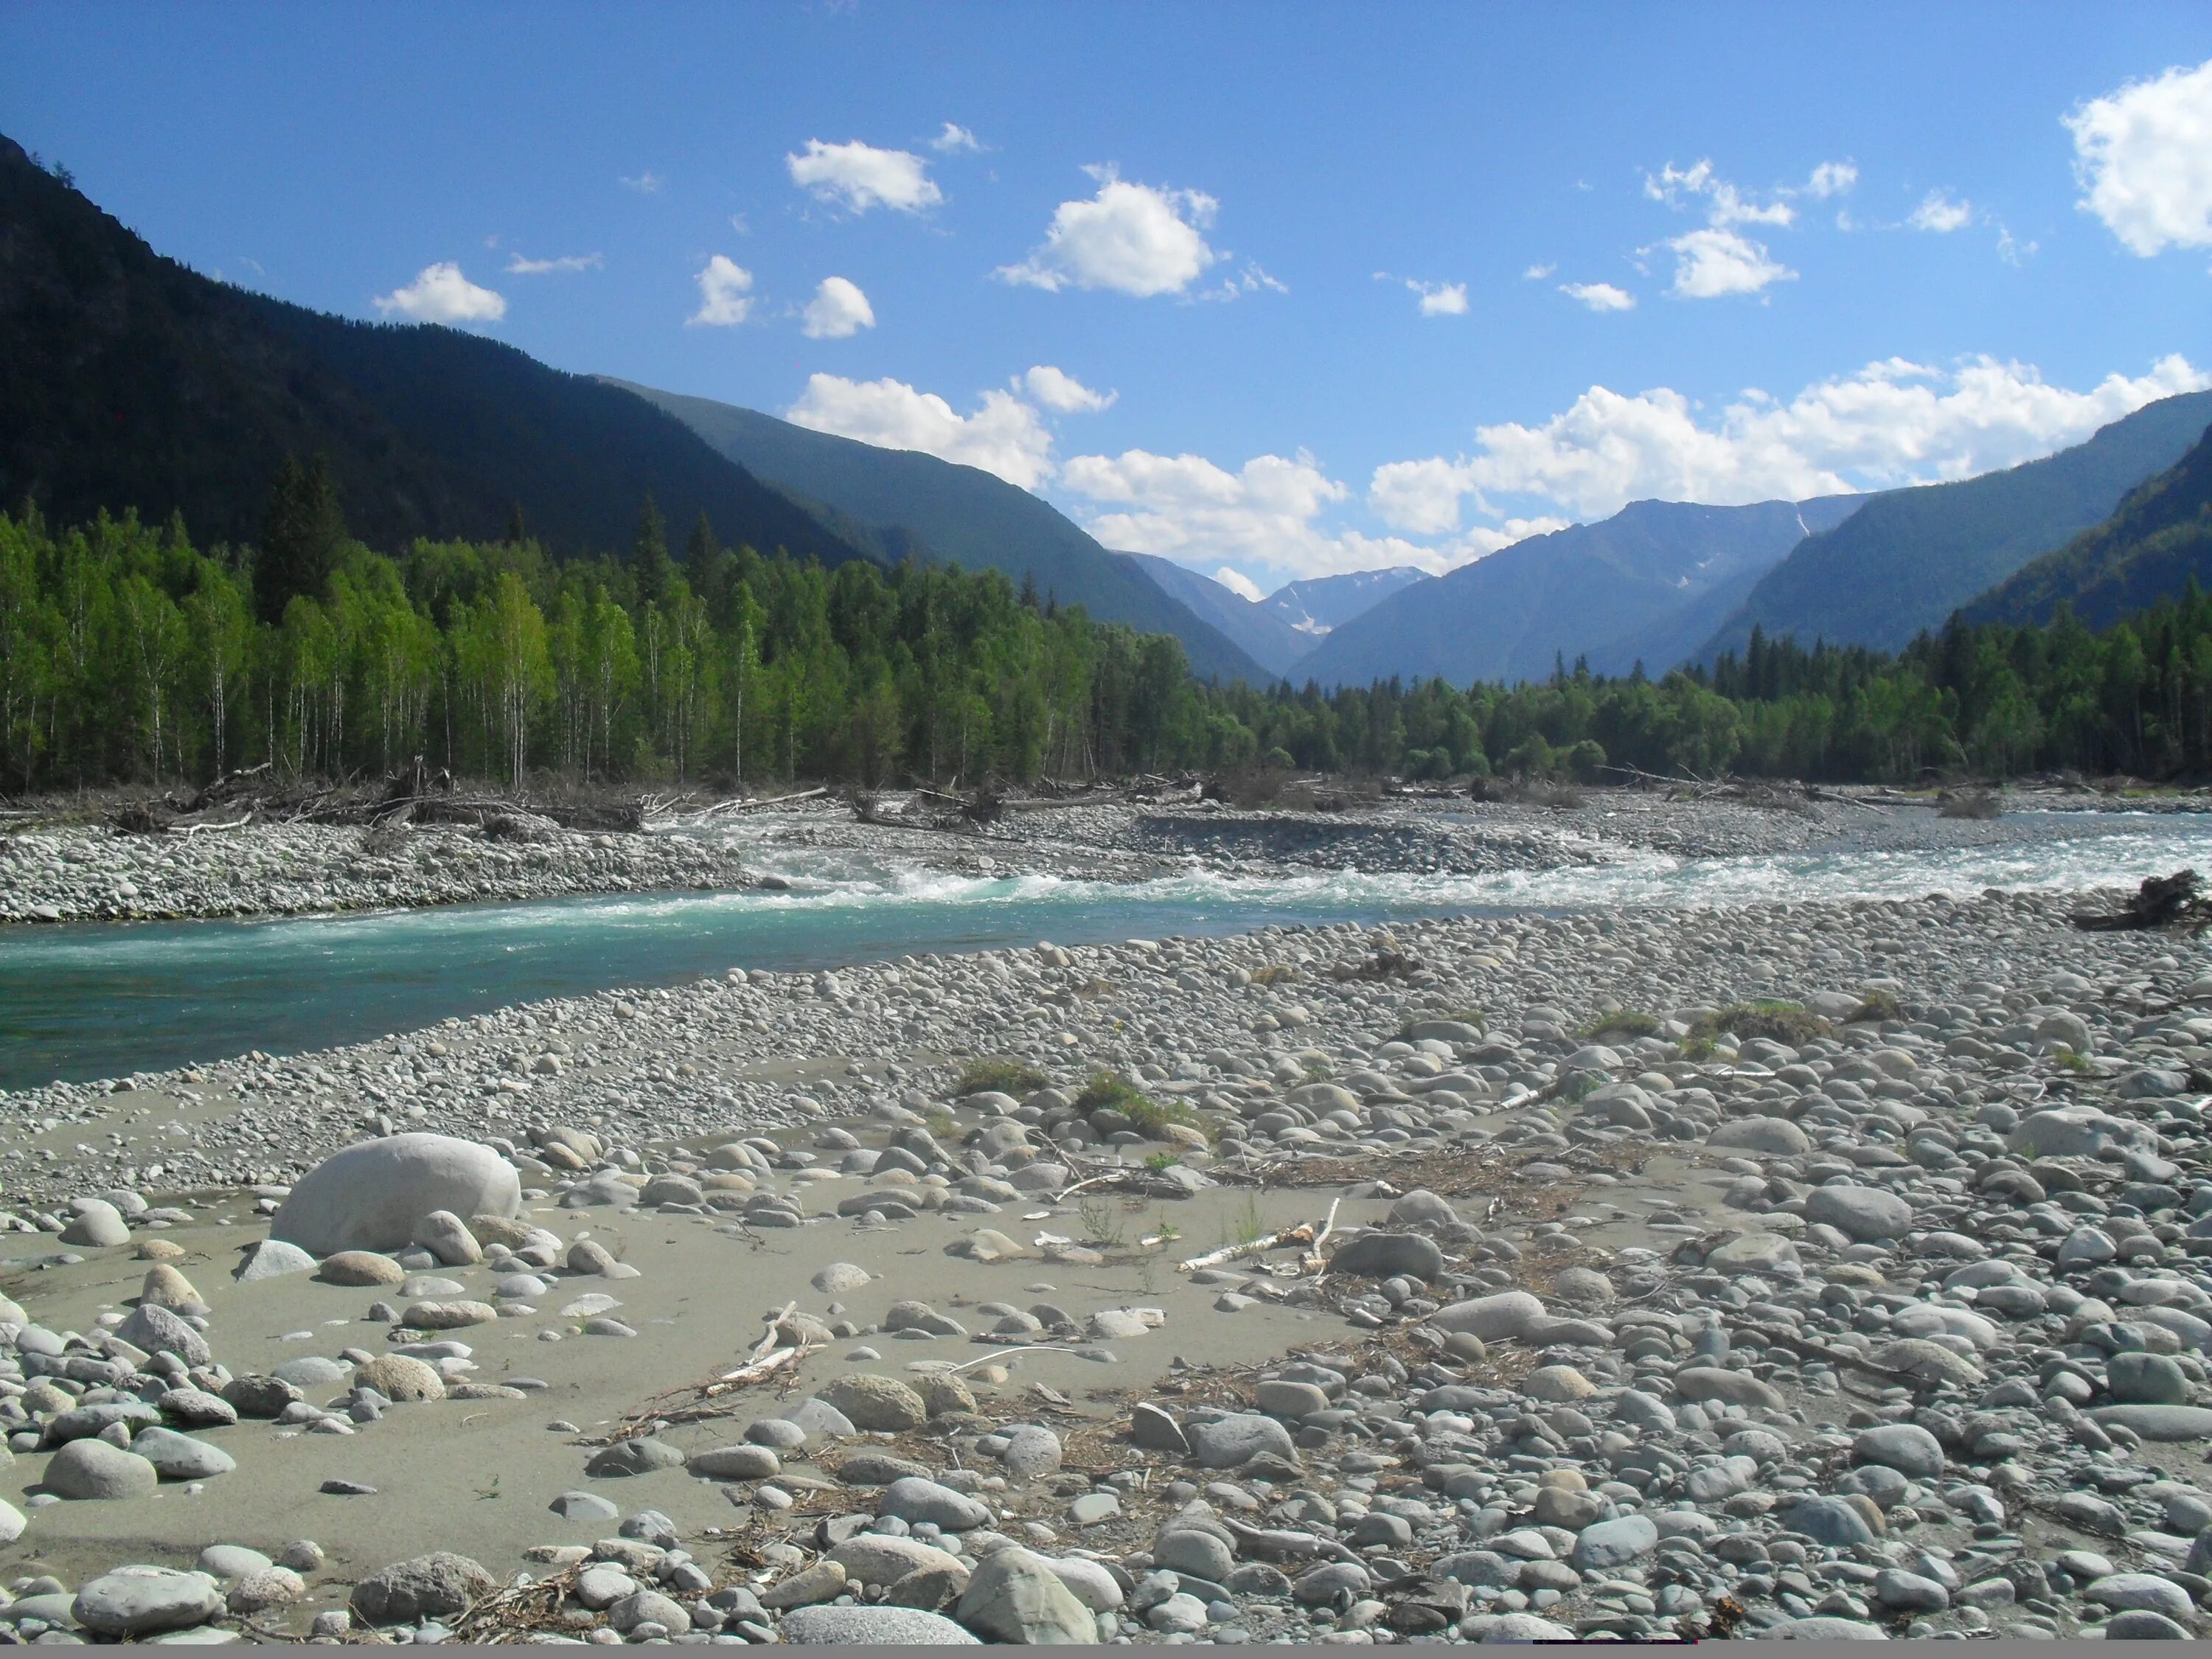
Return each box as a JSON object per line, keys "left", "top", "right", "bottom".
{"left": 1695, "top": 390, "right": 2212, "bottom": 660}
{"left": 611, "top": 382, "right": 1272, "bottom": 685}
{"left": 0, "top": 134, "right": 864, "bottom": 566}
{"left": 1265, "top": 567, "right": 1433, "bottom": 638}
{"left": 1296, "top": 495, "right": 1860, "bottom": 689}
{"left": 1125, "top": 553, "right": 1312, "bottom": 678}
{"left": 1959, "top": 420, "right": 2212, "bottom": 630}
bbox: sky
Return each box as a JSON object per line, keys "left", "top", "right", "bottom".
{"left": 6, "top": 4, "right": 2211, "bottom": 599}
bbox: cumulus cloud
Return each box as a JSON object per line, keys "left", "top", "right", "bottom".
{"left": 1523, "top": 262, "right": 1556, "bottom": 280}
{"left": 1910, "top": 192, "right": 1975, "bottom": 233}
{"left": 1374, "top": 352, "right": 2209, "bottom": 529}
{"left": 620, "top": 171, "right": 665, "bottom": 195}
{"left": 1560, "top": 280, "right": 1635, "bottom": 312}
{"left": 785, "top": 375, "right": 1054, "bottom": 490}
{"left": 1407, "top": 279, "right": 1467, "bottom": 316}
{"left": 1214, "top": 566, "right": 1265, "bottom": 603}
{"left": 1662, "top": 228, "right": 1795, "bottom": 299}
{"left": 1644, "top": 159, "right": 1795, "bottom": 228}
{"left": 1806, "top": 161, "right": 1859, "bottom": 198}
{"left": 931, "top": 122, "right": 981, "bottom": 154}
{"left": 504, "top": 251, "right": 602, "bottom": 275}
{"left": 2066, "top": 56, "right": 2212, "bottom": 255}
{"left": 687, "top": 255, "right": 754, "bottom": 327}
{"left": 373, "top": 262, "right": 506, "bottom": 324}
{"left": 1022, "top": 364, "right": 1116, "bottom": 414}
{"left": 801, "top": 275, "right": 875, "bottom": 338}
{"left": 996, "top": 166, "right": 1222, "bottom": 296}
{"left": 1060, "top": 448, "right": 1463, "bottom": 581}
{"left": 787, "top": 139, "right": 942, "bottom": 215}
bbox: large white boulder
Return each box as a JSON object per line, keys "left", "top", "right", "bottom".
{"left": 270, "top": 1135, "right": 520, "bottom": 1256}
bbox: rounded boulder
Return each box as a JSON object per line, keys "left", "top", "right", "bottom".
{"left": 271, "top": 1134, "right": 521, "bottom": 1256}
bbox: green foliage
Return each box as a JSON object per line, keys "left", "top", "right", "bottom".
{"left": 955, "top": 1057, "right": 1047, "bottom": 1097}
{"left": 1578, "top": 1009, "right": 1659, "bottom": 1041}
{"left": 1848, "top": 990, "right": 1904, "bottom": 1024}
{"left": 1690, "top": 1001, "right": 1832, "bottom": 1047}
{"left": 1075, "top": 1071, "right": 1205, "bottom": 1142}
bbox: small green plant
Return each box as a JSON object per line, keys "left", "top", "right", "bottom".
{"left": 1222, "top": 1189, "right": 1269, "bottom": 1249}
{"left": 1688, "top": 1001, "right": 1831, "bottom": 1048}
{"left": 955, "top": 1057, "right": 1046, "bottom": 1097}
{"left": 1577, "top": 1009, "right": 1659, "bottom": 1041}
{"left": 1848, "top": 990, "right": 1904, "bottom": 1025}
{"left": 1077, "top": 1071, "right": 1208, "bottom": 1143}
{"left": 1154, "top": 1211, "right": 1181, "bottom": 1244}
{"left": 1144, "top": 1150, "right": 1182, "bottom": 1172}
{"left": 925, "top": 1110, "right": 957, "bottom": 1139}
{"left": 1251, "top": 964, "right": 1300, "bottom": 986}
{"left": 1074, "top": 1192, "right": 1128, "bottom": 1249}
{"left": 2054, "top": 1046, "right": 2092, "bottom": 1074}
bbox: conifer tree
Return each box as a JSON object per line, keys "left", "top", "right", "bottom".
{"left": 631, "top": 495, "right": 673, "bottom": 607}
{"left": 256, "top": 453, "right": 347, "bottom": 625}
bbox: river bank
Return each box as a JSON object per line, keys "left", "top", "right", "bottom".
{"left": 4, "top": 782, "right": 2205, "bottom": 928}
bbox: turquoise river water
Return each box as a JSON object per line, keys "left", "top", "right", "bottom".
{"left": 4, "top": 813, "right": 2212, "bottom": 1091}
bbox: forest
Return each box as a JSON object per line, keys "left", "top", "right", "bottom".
{"left": 7, "top": 473, "right": 2212, "bottom": 796}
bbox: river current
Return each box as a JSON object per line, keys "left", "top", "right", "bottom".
{"left": 6, "top": 812, "right": 2212, "bottom": 1090}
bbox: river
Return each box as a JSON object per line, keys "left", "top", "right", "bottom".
{"left": 5, "top": 813, "right": 2211, "bottom": 1090}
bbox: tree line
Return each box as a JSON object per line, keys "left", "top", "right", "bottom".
{"left": 6, "top": 471, "right": 2212, "bottom": 794}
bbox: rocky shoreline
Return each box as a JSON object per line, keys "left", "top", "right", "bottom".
{"left": 4, "top": 784, "right": 2201, "bottom": 928}
{"left": 4, "top": 867, "right": 2212, "bottom": 1641}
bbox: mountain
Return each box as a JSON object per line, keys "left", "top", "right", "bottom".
{"left": 1296, "top": 495, "right": 1860, "bottom": 689}
{"left": 1959, "top": 420, "right": 2212, "bottom": 630}
{"left": 0, "top": 136, "right": 864, "bottom": 566}
{"left": 611, "top": 382, "right": 1273, "bottom": 685}
{"left": 1695, "top": 389, "right": 2212, "bottom": 660}
{"left": 1265, "top": 567, "right": 1433, "bottom": 639}
{"left": 1127, "top": 553, "right": 1312, "bottom": 678}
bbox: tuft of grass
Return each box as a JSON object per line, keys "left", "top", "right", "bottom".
{"left": 1222, "top": 1189, "right": 1269, "bottom": 1250}
{"left": 2054, "top": 1046, "right": 2093, "bottom": 1075}
{"left": 1144, "top": 1150, "right": 1182, "bottom": 1172}
{"left": 1577, "top": 1009, "right": 1659, "bottom": 1042}
{"left": 955, "top": 1057, "right": 1047, "bottom": 1097}
{"left": 1688, "top": 1001, "right": 1832, "bottom": 1048}
{"left": 925, "top": 1109, "right": 957, "bottom": 1140}
{"left": 1251, "top": 964, "right": 1300, "bottom": 986}
{"left": 1077, "top": 1070, "right": 1208, "bottom": 1143}
{"left": 1074, "top": 1193, "right": 1129, "bottom": 1249}
{"left": 1848, "top": 990, "right": 1903, "bottom": 1025}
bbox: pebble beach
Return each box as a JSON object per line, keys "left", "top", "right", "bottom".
{"left": 5, "top": 791, "right": 2212, "bottom": 1642}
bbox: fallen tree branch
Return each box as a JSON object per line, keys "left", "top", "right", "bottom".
{"left": 1178, "top": 1218, "right": 1320, "bottom": 1274}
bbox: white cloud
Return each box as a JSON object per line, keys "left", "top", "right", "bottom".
{"left": 687, "top": 255, "right": 754, "bottom": 327}
{"left": 1560, "top": 280, "right": 1635, "bottom": 312}
{"left": 2066, "top": 57, "right": 2212, "bottom": 255}
{"left": 1806, "top": 161, "right": 1859, "bottom": 198}
{"left": 1062, "top": 448, "right": 1467, "bottom": 581}
{"left": 504, "top": 251, "right": 602, "bottom": 275}
{"left": 931, "top": 122, "right": 981, "bottom": 154}
{"left": 1408, "top": 279, "right": 1467, "bottom": 316}
{"left": 1214, "top": 566, "right": 1265, "bottom": 603}
{"left": 1380, "top": 352, "right": 2209, "bottom": 529}
{"left": 785, "top": 375, "right": 1054, "bottom": 490}
{"left": 996, "top": 166, "right": 1223, "bottom": 296}
{"left": 786, "top": 139, "right": 942, "bottom": 215}
{"left": 620, "top": 171, "right": 664, "bottom": 195}
{"left": 1023, "top": 365, "right": 1116, "bottom": 414}
{"left": 801, "top": 275, "right": 875, "bottom": 338}
{"left": 1523, "top": 262, "right": 1556, "bottom": 279}
{"left": 1644, "top": 159, "right": 1795, "bottom": 228}
{"left": 372, "top": 262, "right": 506, "bottom": 324}
{"left": 1910, "top": 192, "right": 1975, "bottom": 233}
{"left": 1663, "top": 228, "right": 1795, "bottom": 298}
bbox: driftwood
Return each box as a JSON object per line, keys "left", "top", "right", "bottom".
{"left": 1176, "top": 1215, "right": 1322, "bottom": 1274}
{"left": 2073, "top": 869, "right": 2212, "bottom": 933}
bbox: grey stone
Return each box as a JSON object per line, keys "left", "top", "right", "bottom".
{"left": 114, "top": 1303, "right": 211, "bottom": 1367}
{"left": 585, "top": 1438, "right": 686, "bottom": 1477}
{"left": 2107, "top": 1610, "right": 2194, "bottom": 1638}
{"left": 44, "top": 1439, "right": 160, "bottom": 1499}
{"left": 2109, "top": 1352, "right": 2191, "bottom": 1405}
{"left": 2089, "top": 1405, "right": 2212, "bottom": 1440}
{"left": 1874, "top": 1570, "right": 1948, "bottom": 1611}
{"left": 1328, "top": 1232, "right": 1444, "bottom": 1281}
{"left": 131, "top": 1427, "right": 237, "bottom": 1481}
{"left": 608, "top": 1587, "right": 690, "bottom": 1635}
{"left": 156, "top": 1388, "right": 237, "bottom": 1429}
{"left": 349, "top": 1553, "right": 495, "bottom": 1625}
{"left": 1461, "top": 1612, "right": 1576, "bottom": 1641}
{"left": 272, "top": 1134, "right": 520, "bottom": 1256}
{"left": 60, "top": 1200, "right": 131, "bottom": 1248}
{"left": 781, "top": 1605, "right": 978, "bottom": 1644}
{"left": 1001, "top": 1425, "right": 1062, "bottom": 1479}
{"left": 880, "top": 1477, "right": 991, "bottom": 1531}
{"left": 1156, "top": 1528, "right": 1237, "bottom": 1580}
{"left": 549, "top": 1491, "right": 619, "bottom": 1522}
{"left": 232, "top": 1239, "right": 317, "bottom": 1281}
{"left": 1189, "top": 1412, "right": 1298, "bottom": 1470}
{"left": 2084, "top": 1573, "right": 2195, "bottom": 1623}
{"left": 1706, "top": 1233, "right": 1802, "bottom": 1276}
{"left": 828, "top": 1534, "right": 966, "bottom": 1587}
{"left": 691, "top": 1444, "right": 782, "bottom": 1481}
{"left": 953, "top": 1545, "right": 1097, "bottom": 1644}
{"left": 1851, "top": 1423, "right": 1944, "bottom": 1480}
{"left": 1707, "top": 1116, "right": 1812, "bottom": 1155}
{"left": 1428, "top": 1290, "right": 1546, "bottom": 1341}
{"left": 1674, "top": 1366, "right": 1785, "bottom": 1410}
{"left": 1805, "top": 1184, "right": 1913, "bottom": 1242}
{"left": 72, "top": 1567, "right": 223, "bottom": 1636}
{"left": 1769, "top": 1615, "right": 1889, "bottom": 1638}
{"left": 1571, "top": 1514, "right": 1657, "bottom": 1571}
{"left": 818, "top": 1374, "right": 927, "bottom": 1433}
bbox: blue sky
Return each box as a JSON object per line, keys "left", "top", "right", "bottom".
{"left": 7, "top": 3, "right": 2211, "bottom": 597}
